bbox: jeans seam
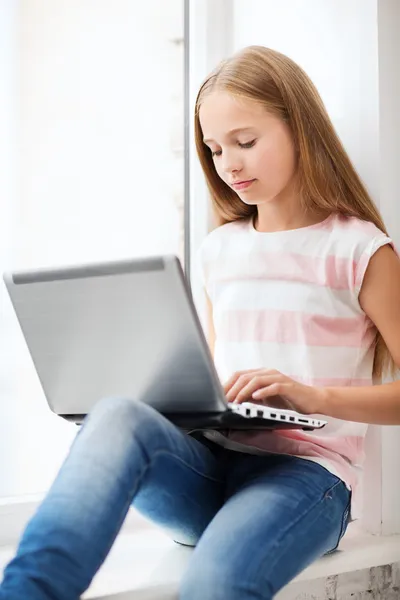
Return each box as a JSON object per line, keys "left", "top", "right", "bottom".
{"left": 245, "top": 478, "right": 348, "bottom": 591}
{"left": 136, "top": 440, "right": 224, "bottom": 484}
{"left": 326, "top": 490, "right": 352, "bottom": 554}
{"left": 270, "top": 477, "right": 346, "bottom": 547}
{"left": 86, "top": 446, "right": 222, "bottom": 486}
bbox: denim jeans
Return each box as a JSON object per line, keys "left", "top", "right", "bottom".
{"left": 0, "top": 397, "right": 351, "bottom": 600}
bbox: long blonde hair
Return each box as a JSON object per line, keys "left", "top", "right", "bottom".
{"left": 194, "top": 45, "right": 392, "bottom": 379}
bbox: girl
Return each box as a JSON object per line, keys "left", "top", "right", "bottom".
{"left": 2, "top": 45, "right": 400, "bottom": 600}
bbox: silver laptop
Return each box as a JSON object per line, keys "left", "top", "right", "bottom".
{"left": 3, "top": 256, "right": 326, "bottom": 431}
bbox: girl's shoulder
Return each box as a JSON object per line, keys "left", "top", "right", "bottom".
{"left": 332, "top": 213, "right": 385, "bottom": 237}
{"left": 197, "top": 218, "right": 250, "bottom": 255}
{"left": 329, "top": 213, "right": 393, "bottom": 254}
{"left": 207, "top": 218, "right": 250, "bottom": 240}
{"left": 329, "top": 214, "right": 394, "bottom": 292}
{"left": 196, "top": 219, "right": 251, "bottom": 286}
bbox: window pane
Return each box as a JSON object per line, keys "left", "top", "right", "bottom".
{"left": 17, "top": 0, "right": 184, "bottom": 268}
{"left": 0, "top": 0, "right": 185, "bottom": 497}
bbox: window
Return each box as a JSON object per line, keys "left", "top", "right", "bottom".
{"left": 0, "top": 0, "right": 185, "bottom": 498}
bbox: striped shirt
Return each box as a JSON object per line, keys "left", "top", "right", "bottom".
{"left": 197, "top": 213, "right": 393, "bottom": 518}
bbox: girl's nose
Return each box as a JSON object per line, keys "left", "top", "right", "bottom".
{"left": 221, "top": 150, "right": 242, "bottom": 175}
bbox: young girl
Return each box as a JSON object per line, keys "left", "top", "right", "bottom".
{"left": 2, "top": 45, "right": 400, "bottom": 600}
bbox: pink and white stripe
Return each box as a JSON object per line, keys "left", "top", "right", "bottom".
{"left": 198, "top": 213, "right": 394, "bottom": 518}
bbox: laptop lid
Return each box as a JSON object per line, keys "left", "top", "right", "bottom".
{"left": 3, "top": 256, "right": 228, "bottom": 416}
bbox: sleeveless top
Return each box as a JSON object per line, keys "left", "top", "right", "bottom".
{"left": 197, "top": 213, "right": 393, "bottom": 518}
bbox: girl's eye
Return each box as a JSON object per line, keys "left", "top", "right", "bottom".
{"left": 238, "top": 139, "right": 256, "bottom": 149}
{"left": 209, "top": 139, "right": 256, "bottom": 157}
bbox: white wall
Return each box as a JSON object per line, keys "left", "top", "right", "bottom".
{"left": 0, "top": 0, "right": 184, "bottom": 498}
{"left": 232, "top": 0, "right": 399, "bottom": 534}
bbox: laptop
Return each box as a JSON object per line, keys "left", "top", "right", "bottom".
{"left": 3, "top": 255, "right": 326, "bottom": 432}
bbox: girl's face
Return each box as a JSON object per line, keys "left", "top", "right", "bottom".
{"left": 199, "top": 91, "right": 297, "bottom": 206}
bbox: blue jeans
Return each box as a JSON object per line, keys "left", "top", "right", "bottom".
{"left": 0, "top": 397, "right": 351, "bottom": 600}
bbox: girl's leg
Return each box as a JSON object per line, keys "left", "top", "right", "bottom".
{"left": 0, "top": 397, "right": 225, "bottom": 600}
{"left": 180, "top": 453, "right": 351, "bottom": 600}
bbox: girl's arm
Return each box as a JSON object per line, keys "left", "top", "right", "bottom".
{"left": 321, "top": 382, "right": 400, "bottom": 425}
{"left": 321, "top": 244, "right": 400, "bottom": 425}
{"left": 225, "top": 244, "right": 400, "bottom": 426}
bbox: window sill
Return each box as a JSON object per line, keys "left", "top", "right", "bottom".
{"left": 1, "top": 500, "right": 399, "bottom": 599}
{"left": 85, "top": 523, "right": 400, "bottom": 599}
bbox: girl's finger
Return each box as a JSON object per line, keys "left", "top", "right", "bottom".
{"left": 225, "top": 371, "right": 261, "bottom": 399}
{"left": 223, "top": 369, "right": 259, "bottom": 394}
{"left": 232, "top": 375, "right": 287, "bottom": 403}
{"left": 252, "top": 383, "right": 287, "bottom": 400}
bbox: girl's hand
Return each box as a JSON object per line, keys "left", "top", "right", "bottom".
{"left": 223, "top": 369, "right": 327, "bottom": 415}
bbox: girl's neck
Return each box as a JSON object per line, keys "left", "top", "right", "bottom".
{"left": 254, "top": 203, "right": 330, "bottom": 233}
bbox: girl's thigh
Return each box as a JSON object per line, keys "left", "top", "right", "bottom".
{"left": 180, "top": 454, "right": 351, "bottom": 600}
{"left": 130, "top": 420, "right": 227, "bottom": 546}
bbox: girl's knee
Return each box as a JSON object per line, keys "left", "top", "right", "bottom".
{"left": 80, "top": 397, "right": 184, "bottom": 466}
{"left": 85, "top": 397, "right": 160, "bottom": 436}
{"left": 180, "top": 557, "right": 271, "bottom": 600}
{"left": 179, "top": 541, "right": 273, "bottom": 600}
